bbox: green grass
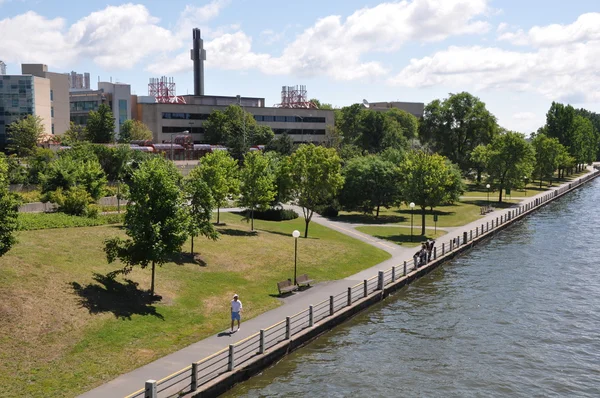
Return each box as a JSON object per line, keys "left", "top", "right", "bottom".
{"left": 355, "top": 226, "right": 447, "bottom": 248}
{"left": 17, "top": 212, "right": 124, "bottom": 230}
{"left": 0, "top": 212, "right": 390, "bottom": 397}
{"left": 334, "top": 200, "right": 520, "bottom": 227}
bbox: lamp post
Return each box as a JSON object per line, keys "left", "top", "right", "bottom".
{"left": 524, "top": 176, "right": 528, "bottom": 196}
{"left": 486, "top": 184, "right": 490, "bottom": 206}
{"left": 292, "top": 230, "right": 300, "bottom": 284}
{"left": 171, "top": 130, "right": 189, "bottom": 161}
{"left": 409, "top": 202, "right": 415, "bottom": 242}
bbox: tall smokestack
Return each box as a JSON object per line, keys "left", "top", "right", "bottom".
{"left": 191, "top": 28, "right": 206, "bottom": 96}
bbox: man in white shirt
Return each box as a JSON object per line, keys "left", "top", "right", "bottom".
{"left": 231, "top": 294, "right": 242, "bottom": 332}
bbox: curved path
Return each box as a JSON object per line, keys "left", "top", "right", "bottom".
{"left": 79, "top": 168, "right": 595, "bottom": 398}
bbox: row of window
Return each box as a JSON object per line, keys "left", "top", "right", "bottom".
{"left": 70, "top": 101, "right": 100, "bottom": 111}
{"left": 162, "top": 112, "right": 326, "bottom": 123}
{"left": 160, "top": 126, "right": 326, "bottom": 136}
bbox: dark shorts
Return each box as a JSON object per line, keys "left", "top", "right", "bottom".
{"left": 231, "top": 312, "right": 241, "bottom": 321}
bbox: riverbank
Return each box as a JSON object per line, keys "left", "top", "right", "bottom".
{"left": 81, "top": 166, "right": 598, "bottom": 398}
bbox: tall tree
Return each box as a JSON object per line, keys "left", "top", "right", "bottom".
{"left": 185, "top": 167, "right": 219, "bottom": 255}
{"left": 7, "top": 115, "right": 45, "bottom": 157}
{"left": 196, "top": 150, "right": 239, "bottom": 224}
{"left": 398, "top": 151, "right": 464, "bottom": 235}
{"left": 62, "top": 122, "right": 88, "bottom": 145}
{"left": 0, "top": 154, "right": 19, "bottom": 257}
{"left": 87, "top": 104, "right": 115, "bottom": 143}
{"left": 266, "top": 133, "right": 294, "bottom": 155}
{"left": 238, "top": 151, "right": 276, "bottom": 231}
{"left": 572, "top": 115, "right": 597, "bottom": 167}
{"left": 104, "top": 157, "right": 188, "bottom": 296}
{"left": 386, "top": 108, "right": 419, "bottom": 141}
{"left": 335, "top": 104, "right": 365, "bottom": 143}
{"left": 485, "top": 132, "right": 535, "bottom": 203}
{"left": 203, "top": 110, "right": 228, "bottom": 144}
{"left": 419, "top": 92, "right": 498, "bottom": 174}
{"left": 265, "top": 151, "right": 294, "bottom": 206}
{"left": 119, "top": 119, "right": 153, "bottom": 143}
{"left": 290, "top": 144, "right": 344, "bottom": 237}
{"left": 531, "top": 133, "right": 564, "bottom": 187}
{"left": 339, "top": 155, "right": 401, "bottom": 217}
{"left": 545, "top": 102, "right": 576, "bottom": 154}
{"left": 359, "top": 111, "right": 407, "bottom": 153}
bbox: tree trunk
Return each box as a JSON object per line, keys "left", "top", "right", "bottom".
{"left": 217, "top": 207, "right": 220, "bottom": 224}
{"left": 251, "top": 209, "right": 254, "bottom": 231}
{"left": 421, "top": 207, "right": 426, "bottom": 236}
{"left": 191, "top": 235, "right": 194, "bottom": 255}
{"left": 376, "top": 205, "right": 380, "bottom": 218}
{"left": 499, "top": 187, "right": 504, "bottom": 203}
{"left": 476, "top": 169, "right": 482, "bottom": 183}
{"left": 304, "top": 218, "right": 310, "bottom": 238}
{"left": 539, "top": 177, "right": 543, "bottom": 189}
{"left": 150, "top": 261, "right": 156, "bottom": 296}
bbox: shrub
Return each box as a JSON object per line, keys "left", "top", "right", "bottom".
{"left": 18, "top": 212, "right": 123, "bottom": 230}
{"left": 15, "top": 189, "right": 42, "bottom": 204}
{"left": 244, "top": 208, "right": 298, "bottom": 221}
{"left": 46, "top": 187, "right": 93, "bottom": 216}
{"left": 320, "top": 205, "right": 339, "bottom": 218}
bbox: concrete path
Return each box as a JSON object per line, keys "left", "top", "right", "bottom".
{"left": 79, "top": 168, "right": 596, "bottom": 398}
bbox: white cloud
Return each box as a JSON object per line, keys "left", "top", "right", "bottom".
{"left": 174, "top": 0, "right": 231, "bottom": 39}
{"left": 150, "top": 0, "right": 492, "bottom": 80}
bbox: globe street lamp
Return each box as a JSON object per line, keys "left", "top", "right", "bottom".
{"left": 409, "top": 202, "right": 415, "bottom": 242}
{"left": 524, "top": 176, "right": 528, "bottom": 196}
{"left": 292, "top": 230, "right": 300, "bottom": 284}
{"left": 486, "top": 184, "right": 491, "bottom": 206}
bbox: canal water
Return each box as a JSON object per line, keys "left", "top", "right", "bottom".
{"left": 225, "top": 180, "right": 600, "bottom": 398}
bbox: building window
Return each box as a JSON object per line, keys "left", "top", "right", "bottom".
{"left": 50, "top": 90, "right": 54, "bottom": 101}
{"left": 51, "top": 107, "right": 54, "bottom": 117}
{"left": 119, "top": 99, "right": 127, "bottom": 126}
{"left": 52, "top": 124, "right": 54, "bottom": 134}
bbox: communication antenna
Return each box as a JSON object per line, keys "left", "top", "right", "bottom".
{"left": 362, "top": 99, "right": 370, "bottom": 108}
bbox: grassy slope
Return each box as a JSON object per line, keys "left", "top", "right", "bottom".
{"left": 0, "top": 212, "right": 390, "bottom": 397}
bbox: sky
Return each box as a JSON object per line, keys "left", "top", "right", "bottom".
{"left": 1, "top": 0, "right": 600, "bottom": 134}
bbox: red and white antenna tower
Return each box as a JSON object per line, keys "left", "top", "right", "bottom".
{"left": 276, "top": 85, "right": 317, "bottom": 109}
{"left": 148, "top": 76, "right": 186, "bottom": 104}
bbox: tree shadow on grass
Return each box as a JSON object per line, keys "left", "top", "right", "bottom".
{"left": 329, "top": 213, "right": 408, "bottom": 224}
{"left": 371, "top": 234, "right": 437, "bottom": 246}
{"left": 70, "top": 272, "right": 164, "bottom": 320}
{"left": 461, "top": 199, "right": 517, "bottom": 209}
{"left": 217, "top": 228, "right": 258, "bottom": 237}
{"left": 169, "top": 252, "right": 208, "bottom": 266}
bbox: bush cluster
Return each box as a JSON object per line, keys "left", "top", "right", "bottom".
{"left": 244, "top": 208, "right": 299, "bottom": 221}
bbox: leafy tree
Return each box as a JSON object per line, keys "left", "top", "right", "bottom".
{"left": 6, "top": 155, "right": 28, "bottom": 185}
{"left": 470, "top": 144, "right": 490, "bottom": 184}
{"left": 265, "top": 151, "right": 294, "bottom": 206}
{"left": 26, "top": 147, "right": 55, "bottom": 185}
{"left": 323, "top": 125, "right": 343, "bottom": 150}
{"left": 197, "top": 150, "right": 239, "bottom": 224}
{"left": 545, "top": 102, "right": 576, "bottom": 154}
{"left": 63, "top": 122, "right": 88, "bottom": 145}
{"left": 484, "top": 132, "right": 535, "bottom": 203}
{"left": 309, "top": 98, "right": 334, "bottom": 110}
{"left": 398, "top": 151, "right": 464, "bottom": 235}
{"left": 7, "top": 115, "right": 45, "bottom": 157}
{"left": 266, "top": 132, "right": 294, "bottom": 155}
{"left": 419, "top": 92, "right": 498, "bottom": 175}
{"left": 119, "top": 119, "right": 153, "bottom": 143}
{"left": 104, "top": 157, "right": 188, "bottom": 296}
{"left": 87, "top": 103, "right": 115, "bottom": 143}
{"left": 359, "top": 111, "right": 407, "bottom": 153}
{"left": 238, "top": 151, "right": 276, "bottom": 231}
{"left": 386, "top": 108, "right": 418, "bottom": 141}
{"left": 185, "top": 167, "right": 219, "bottom": 255}
{"left": 335, "top": 104, "right": 365, "bottom": 143}
{"left": 531, "top": 133, "right": 563, "bottom": 187}
{"left": 290, "top": 144, "right": 344, "bottom": 237}
{"left": 253, "top": 124, "right": 275, "bottom": 146}
{"left": 0, "top": 154, "right": 19, "bottom": 257}
{"left": 572, "top": 115, "right": 597, "bottom": 167}
{"left": 339, "top": 155, "right": 401, "bottom": 217}
{"left": 203, "top": 110, "right": 228, "bottom": 144}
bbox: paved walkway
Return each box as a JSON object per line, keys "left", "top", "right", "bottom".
{"left": 79, "top": 168, "right": 596, "bottom": 398}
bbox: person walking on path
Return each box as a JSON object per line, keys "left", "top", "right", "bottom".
{"left": 231, "top": 294, "right": 243, "bottom": 333}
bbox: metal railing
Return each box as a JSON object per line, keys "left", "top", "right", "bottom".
{"left": 132, "top": 168, "right": 598, "bottom": 398}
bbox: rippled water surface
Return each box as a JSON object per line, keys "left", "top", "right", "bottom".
{"left": 225, "top": 180, "right": 600, "bottom": 398}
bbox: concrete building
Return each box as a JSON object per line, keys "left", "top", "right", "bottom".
{"left": 21, "top": 64, "right": 70, "bottom": 135}
{"left": 0, "top": 75, "right": 52, "bottom": 145}
{"left": 69, "top": 89, "right": 108, "bottom": 125}
{"left": 368, "top": 101, "right": 425, "bottom": 118}
{"left": 68, "top": 71, "right": 91, "bottom": 90}
{"left": 0, "top": 61, "right": 6, "bottom": 75}
{"left": 98, "top": 82, "right": 131, "bottom": 136}
{"left": 135, "top": 94, "right": 333, "bottom": 144}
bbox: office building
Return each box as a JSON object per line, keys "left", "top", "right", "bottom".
{"left": 0, "top": 61, "right": 6, "bottom": 75}
{"left": 98, "top": 82, "right": 131, "bottom": 136}
{"left": 21, "top": 64, "right": 70, "bottom": 135}
{"left": 0, "top": 75, "right": 52, "bottom": 145}
{"left": 68, "top": 71, "right": 91, "bottom": 90}
{"left": 135, "top": 94, "right": 333, "bottom": 144}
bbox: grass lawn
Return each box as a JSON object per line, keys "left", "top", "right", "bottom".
{"left": 0, "top": 213, "right": 389, "bottom": 398}
{"left": 355, "top": 226, "right": 447, "bottom": 248}
{"left": 333, "top": 199, "right": 520, "bottom": 227}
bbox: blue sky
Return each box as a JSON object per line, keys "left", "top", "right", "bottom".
{"left": 2, "top": 0, "right": 600, "bottom": 133}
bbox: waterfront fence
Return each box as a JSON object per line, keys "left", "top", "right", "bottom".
{"left": 126, "top": 169, "right": 599, "bottom": 398}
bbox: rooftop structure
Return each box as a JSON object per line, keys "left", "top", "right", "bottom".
{"left": 191, "top": 28, "right": 206, "bottom": 96}
{"left": 0, "top": 61, "right": 6, "bottom": 75}
{"left": 148, "top": 77, "right": 186, "bottom": 104}
{"left": 276, "top": 85, "right": 317, "bottom": 109}
{"left": 67, "top": 71, "right": 91, "bottom": 90}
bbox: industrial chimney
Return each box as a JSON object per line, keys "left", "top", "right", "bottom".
{"left": 191, "top": 28, "right": 206, "bottom": 96}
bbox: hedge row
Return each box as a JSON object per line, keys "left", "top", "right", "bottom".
{"left": 243, "top": 208, "right": 299, "bottom": 221}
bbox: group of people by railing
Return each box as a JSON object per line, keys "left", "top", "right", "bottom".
{"left": 414, "top": 239, "right": 436, "bottom": 268}
{"left": 480, "top": 205, "right": 493, "bottom": 215}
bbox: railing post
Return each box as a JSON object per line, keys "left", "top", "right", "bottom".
{"left": 442, "top": 243, "right": 445, "bottom": 255}
{"left": 404, "top": 261, "right": 407, "bottom": 275}
{"left": 470, "top": 230, "right": 472, "bottom": 241}
{"left": 363, "top": 280, "right": 368, "bottom": 297}
{"left": 391, "top": 266, "right": 396, "bottom": 282}
{"left": 434, "top": 246, "right": 437, "bottom": 259}
{"left": 347, "top": 287, "right": 352, "bottom": 306}
{"left": 228, "top": 344, "right": 235, "bottom": 371}
{"left": 285, "top": 317, "right": 291, "bottom": 339}
{"left": 259, "top": 329, "right": 265, "bottom": 353}
{"left": 476, "top": 227, "right": 478, "bottom": 237}
{"left": 378, "top": 271, "right": 384, "bottom": 290}
{"left": 481, "top": 224, "right": 484, "bottom": 234}
{"left": 329, "top": 295, "right": 334, "bottom": 316}
{"left": 191, "top": 363, "right": 198, "bottom": 391}
{"left": 463, "top": 232, "right": 468, "bottom": 245}
{"left": 487, "top": 221, "right": 489, "bottom": 231}
{"left": 309, "top": 306, "right": 314, "bottom": 327}
{"left": 145, "top": 380, "right": 157, "bottom": 398}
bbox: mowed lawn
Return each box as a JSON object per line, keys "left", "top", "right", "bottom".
{"left": 355, "top": 226, "right": 447, "bottom": 248}
{"left": 334, "top": 199, "right": 521, "bottom": 227}
{"left": 0, "top": 212, "right": 390, "bottom": 398}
